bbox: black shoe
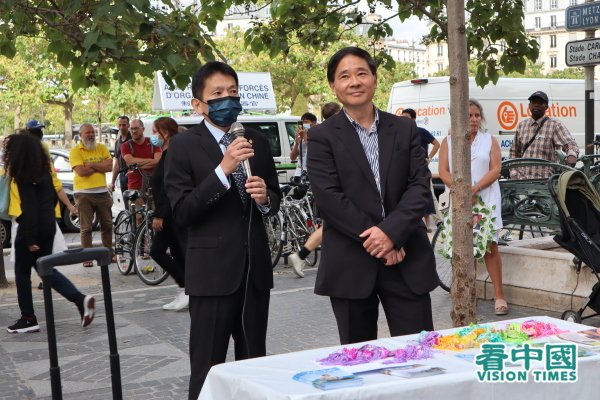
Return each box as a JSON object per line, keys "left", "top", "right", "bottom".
{"left": 7, "top": 316, "right": 40, "bottom": 333}
{"left": 38, "top": 282, "right": 43, "bottom": 290}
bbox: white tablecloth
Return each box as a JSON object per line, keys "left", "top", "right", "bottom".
{"left": 198, "top": 316, "right": 600, "bottom": 400}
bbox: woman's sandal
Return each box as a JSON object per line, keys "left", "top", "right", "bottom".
{"left": 495, "top": 299, "right": 509, "bottom": 316}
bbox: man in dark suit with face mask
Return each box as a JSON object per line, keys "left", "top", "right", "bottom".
{"left": 165, "top": 61, "right": 281, "bottom": 399}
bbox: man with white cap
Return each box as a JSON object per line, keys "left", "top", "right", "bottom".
{"left": 509, "top": 90, "right": 579, "bottom": 179}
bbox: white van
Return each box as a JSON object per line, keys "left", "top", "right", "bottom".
{"left": 141, "top": 114, "right": 301, "bottom": 183}
{"left": 387, "top": 77, "right": 593, "bottom": 188}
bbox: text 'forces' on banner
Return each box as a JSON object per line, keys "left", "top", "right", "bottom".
{"left": 152, "top": 72, "right": 277, "bottom": 111}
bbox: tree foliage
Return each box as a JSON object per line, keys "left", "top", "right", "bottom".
{"left": 0, "top": 36, "right": 155, "bottom": 137}
{"left": 0, "top": 0, "right": 218, "bottom": 91}
{"left": 216, "top": 29, "right": 414, "bottom": 113}
{"left": 201, "top": 0, "right": 538, "bottom": 88}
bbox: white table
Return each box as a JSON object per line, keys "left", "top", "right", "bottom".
{"left": 198, "top": 316, "right": 600, "bottom": 400}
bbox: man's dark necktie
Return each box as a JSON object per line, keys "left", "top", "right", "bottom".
{"left": 219, "top": 132, "right": 249, "bottom": 207}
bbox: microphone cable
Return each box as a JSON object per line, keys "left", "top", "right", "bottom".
{"left": 241, "top": 158, "right": 254, "bottom": 360}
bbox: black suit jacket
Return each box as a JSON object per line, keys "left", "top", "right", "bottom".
{"left": 307, "top": 110, "right": 438, "bottom": 299}
{"left": 165, "top": 121, "right": 281, "bottom": 296}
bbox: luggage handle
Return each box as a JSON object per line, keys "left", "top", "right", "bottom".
{"left": 37, "top": 247, "right": 111, "bottom": 277}
{"left": 38, "top": 246, "right": 123, "bottom": 399}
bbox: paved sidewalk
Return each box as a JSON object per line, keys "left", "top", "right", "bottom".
{"left": 0, "top": 253, "right": 596, "bottom": 399}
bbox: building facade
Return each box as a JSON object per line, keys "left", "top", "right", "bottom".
{"left": 422, "top": 0, "right": 595, "bottom": 76}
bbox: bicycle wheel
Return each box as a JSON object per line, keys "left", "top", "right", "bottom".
{"left": 285, "top": 206, "right": 315, "bottom": 263}
{"left": 114, "top": 211, "right": 133, "bottom": 275}
{"left": 301, "top": 202, "right": 319, "bottom": 267}
{"left": 263, "top": 212, "right": 284, "bottom": 268}
{"left": 431, "top": 224, "right": 451, "bottom": 292}
{"left": 134, "top": 224, "right": 169, "bottom": 285}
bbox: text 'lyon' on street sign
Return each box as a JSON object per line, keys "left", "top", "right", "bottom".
{"left": 565, "top": 38, "right": 600, "bottom": 67}
{"left": 566, "top": 1, "right": 600, "bottom": 31}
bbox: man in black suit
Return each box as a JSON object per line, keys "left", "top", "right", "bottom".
{"left": 307, "top": 47, "right": 438, "bottom": 345}
{"left": 164, "top": 61, "right": 281, "bottom": 399}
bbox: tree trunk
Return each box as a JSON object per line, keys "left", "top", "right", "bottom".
{"left": 447, "top": 0, "right": 477, "bottom": 326}
{"left": 64, "top": 96, "right": 73, "bottom": 145}
{"left": 0, "top": 250, "right": 7, "bottom": 288}
{"left": 13, "top": 104, "right": 22, "bottom": 132}
{"left": 45, "top": 95, "right": 74, "bottom": 144}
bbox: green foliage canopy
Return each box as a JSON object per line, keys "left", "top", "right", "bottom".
{"left": 0, "top": 0, "right": 218, "bottom": 90}
{"left": 206, "top": 0, "right": 539, "bottom": 88}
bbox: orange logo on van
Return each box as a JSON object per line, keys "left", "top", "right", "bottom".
{"left": 497, "top": 101, "right": 518, "bottom": 131}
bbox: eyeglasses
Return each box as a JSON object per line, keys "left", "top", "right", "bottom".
{"left": 130, "top": 127, "right": 142, "bottom": 131}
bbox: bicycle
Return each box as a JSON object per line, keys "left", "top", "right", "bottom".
{"left": 113, "top": 164, "right": 169, "bottom": 285}
{"left": 264, "top": 179, "right": 319, "bottom": 268}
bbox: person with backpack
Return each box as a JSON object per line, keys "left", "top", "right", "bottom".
{"left": 121, "top": 119, "right": 162, "bottom": 226}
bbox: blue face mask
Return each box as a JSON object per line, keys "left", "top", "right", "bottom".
{"left": 303, "top": 123, "right": 311, "bottom": 130}
{"left": 150, "top": 135, "right": 164, "bottom": 147}
{"left": 205, "top": 96, "right": 243, "bottom": 127}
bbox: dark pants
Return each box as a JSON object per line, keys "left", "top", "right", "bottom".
{"left": 118, "top": 172, "right": 128, "bottom": 194}
{"left": 149, "top": 218, "right": 185, "bottom": 287}
{"left": 14, "top": 232, "right": 81, "bottom": 317}
{"left": 188, "top": 277, "right": 270, "bottom": 400}
{"left": 330, "top": 264, "right": 433, "bottom": 345}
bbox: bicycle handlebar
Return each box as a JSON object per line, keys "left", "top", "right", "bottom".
{"left": 117, "top": 163, "right": 139, "bottom": 175}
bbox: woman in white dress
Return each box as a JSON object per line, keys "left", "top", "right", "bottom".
{"left": 438, "top": 99, "right": 508, "bottom": 315}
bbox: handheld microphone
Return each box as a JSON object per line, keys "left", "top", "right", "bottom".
{"left": 230, "top": 121, "right": 252, "bottom": 177}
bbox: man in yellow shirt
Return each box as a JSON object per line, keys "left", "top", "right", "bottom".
{"left": 70, "top": 124, "right": 114, "bottom": 267}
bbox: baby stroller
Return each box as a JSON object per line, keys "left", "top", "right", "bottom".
{"left": 548, "top": 170, "right": 600, "bottom": 323}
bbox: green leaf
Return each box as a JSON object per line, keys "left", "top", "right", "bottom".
{"left": 70, "top": 66, "right": 88, "bottom": 91}
{"left": 97, "top": 35, "right": 118, "bottom": 50}
{"left": 83, "top": 31, "right": 100, "bottom": 50}
{"left": 167, "top": 53, "right": 184, "bottom": 68}
{"left": 0, "top": 39, "right": 16, "bottom": 58}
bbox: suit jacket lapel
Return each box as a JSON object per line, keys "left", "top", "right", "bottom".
{"left": 332, "top": 112, "right": 379, "bottom": 194}
{"left": 377, "top": 112, "right": 396, "bottom": 201}
{"left": 194, "top": 121, "right": 224, "bottom": 167}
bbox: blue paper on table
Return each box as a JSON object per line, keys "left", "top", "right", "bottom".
{"left": 293, "top": 367, "right": 364, "bottom": 390}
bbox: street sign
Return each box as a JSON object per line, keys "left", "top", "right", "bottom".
{"left": 566, "top": 2, "right": 600, "bottom": 31}
{"left": 565, "top": 37, "right": 600, "bottom": 66}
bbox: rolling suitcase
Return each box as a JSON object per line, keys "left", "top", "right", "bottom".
{"left": 37, "top": 247, "right": 122, "bottom": 400}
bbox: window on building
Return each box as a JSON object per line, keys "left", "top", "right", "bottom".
{"left": 499, "top": 40, "right": 506, "bottom": 51}
{"left": 550, "top": 35, "right": 557, "bottom": 48}
{"left": 551, "top": 0, "right": 558, "bottom": 9}
{"left": 438, "top": 63, "right": 444, "bottom": 72}
{"left": 551, "top": 15, "right": 557, "bottom": 28}
{"left": 437, "top": 44, "right": 443, "bottom": 56}
{"left": 550, "top": 56, "right": 557, "bottom": 68}
{"left": 535, "top": 0, "right": 542, "bottom": 11}
{"left": 227, "top": 23, "right": 233, "bottom": 30}
{"left": 535, "top": 17, "right": 541, "bottom": 28}
{"left": 570, "top": 0, "right": 577, "bottom": 5}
